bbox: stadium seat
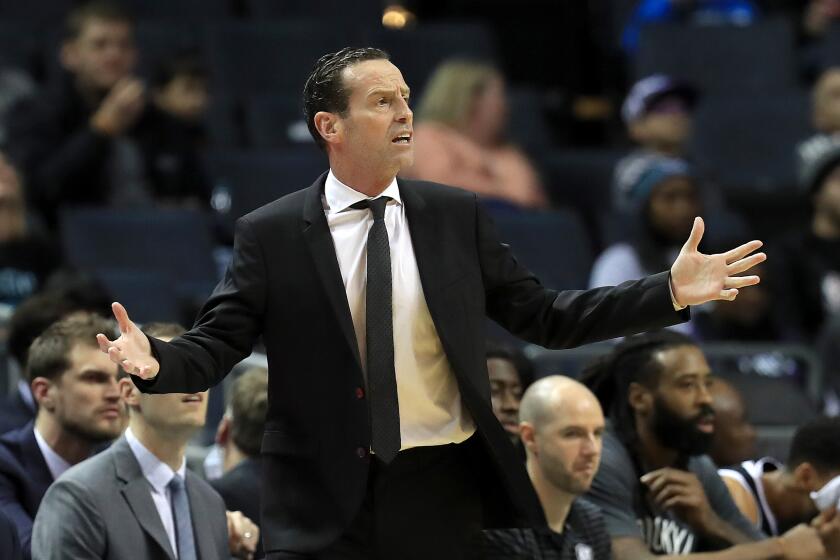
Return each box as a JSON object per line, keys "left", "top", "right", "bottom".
{"left": 486, "top": 207, "right": 594, "bottom": 292}
{"left": 0, "top": 23, "right": 39, "bottom": 75}
{"left": 134, "top": 22, "right": 203, "bottom": 80}
{"left": 60, "top": 208, "right": 219, "bottom": 304}
{"left": 205, "top": 95, "right": 244, "bottom": 149}
{"left": 204, "top": 21, "right": 351, "bottom": 97}
{"left": 365, "top": 23, "right": 499, "bottom": 95}
{"left": 635, "top": 18, "right": 797, "bottom": 93}
{"left": 96, "top": 270, "right": 182, "bottom": 324}
{"left": 118, "top": 0, "right": 230, "bottom": 21}
{"left": 244, "top": 94, "right": 313, "bottom": 149}
{"left": 204, "top": 149, "right": 327, "bottom": 234}
{"left": 506, "top": 86, "right": 554, "bottom": 161}
{"left": 0, "top": 0, "right": 73, "bottom": 28}
{"left": 689, "top": 90, "right": 811, "bottom": 191}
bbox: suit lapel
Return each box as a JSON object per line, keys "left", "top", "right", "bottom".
{"left": 186, "top": 472, "right": 219, "bottom": 560}
{"left": 301, "top": 175, "right": 363, "bottom": 371}
{"left": 114, "top": 438, "right": 177, "bottom": 560}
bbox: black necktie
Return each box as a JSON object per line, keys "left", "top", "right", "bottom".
{"left": 353, "top": 197, "right": 401, "bottom": 463}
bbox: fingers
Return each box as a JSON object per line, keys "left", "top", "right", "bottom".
{"left": 724, "top": 275, "right": 760, "bottom": 290}
{"left": 723, "top": 239, "right": 763, "bottom": 264}
{"left": 683, "top": 217, "right": 705, "bottom": 253}
{"left": 96, "top": 333, "right": 115, "bottom": 353}
{"left": 727, "top": 252, "right": 767, "bottom": 275}
{"left": 718, "top": 289, "right": 739, "bottom": 301}
{"left": 111, "top": 302, "right": 133, "bottom": 335}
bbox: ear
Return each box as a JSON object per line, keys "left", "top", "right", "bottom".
{"left": 59, "top": 41, "right": 78, "bottom": 72}
{"left": 31, "top": 377, "right": 56, "bottom": 412}
{"left": 520, "top": 422, "right": 537, "bottom": 456}
{"left": 628, "top": 382, "right": 653, "bottom": 416}
{"left": 215, "top": 415, "right": 231, "bottom": 446}
{"left": 119, "top": 377, "right": 140, "bottom": 407}
{"left": 313, "top": 111, "right": 342, "bottom": 147}
{"left": 792, "top": 462, "right": 818, "bottom": 491}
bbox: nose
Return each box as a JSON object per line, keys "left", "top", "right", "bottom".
{"left": 500, "top": 390, "right": 519, "bottom": 412}
{"left": 104, "top": 377, "right": 121, "bottom": 400}
{"left": 697, "top": 383, "right": 713, "bottom": 407}
{"left": 395, "top": 95, "right": 412, "bottom": 123}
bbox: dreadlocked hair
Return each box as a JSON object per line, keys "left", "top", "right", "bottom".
{"left": 580, "top": 331, "right": 696, "bottom": 448}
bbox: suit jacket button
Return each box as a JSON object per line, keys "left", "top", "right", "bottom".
{"left": 355, "top": 387, "right": 365, "bottom": 399}
{"left": 356, "top": 447, "right": 367, "bottom": 458}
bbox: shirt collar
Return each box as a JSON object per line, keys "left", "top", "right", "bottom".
{"left": 324, "top": 170, "right": 402, "bottom": 215}
{"left": 125, "top": 427, "right": 187, "bottom": 494}
{"left": 33, "top": 426, "right": 73, "bottom": 480}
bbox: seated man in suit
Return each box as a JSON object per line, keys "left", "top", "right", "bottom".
{"left": 0, "top": 313, "right": 125, "bottom": 558}
{"left": 212, "top": 366, "right": 268, "bottom": 557}
{"left": 476, "top": 376, "right": 612, "bottom": 558}
{"left": 32, "top": 322, "right": 259, "bottom": 560}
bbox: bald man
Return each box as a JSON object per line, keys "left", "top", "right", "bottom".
{"left": 475, "top": 376, "right": 612, "bottom": 559}
{"left": 709, "top": 377, "right": 757, "bottom": 468}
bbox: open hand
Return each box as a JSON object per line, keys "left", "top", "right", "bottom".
{"left": 96, "top": 302, "right": 160, "bottom": 379}
{"left": 670, "top": 217, "right": 766, "bottom": 307}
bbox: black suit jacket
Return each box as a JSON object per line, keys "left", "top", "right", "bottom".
{"left": 0, "top": 508, "right": 22, "bottom": 560}
{"left": 0, "top": 422, "right": 53, "bottom": 559}
{"left": 133, "top": 176, "right": 687, "bottom": 555}
{"left": 211, "top": 457, "right": 264, "bottom": 557}
{"left": 0, "top": 391, "right": 36, "bottom": 438}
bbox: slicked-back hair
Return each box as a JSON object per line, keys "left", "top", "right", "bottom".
{"left": 788, "top": 416, "right": 840, "bottom": 474}
{"left": 65, "top": 0, "right": 134, "bottom": 41}
{"left": 580, "top": 331, "right": 696, "bottom": 447}
{"left": 302, "top": 47, "right": 390, "bottom": 150}
{"left": 26, "top": 313, "right": 116, "bottom": 383}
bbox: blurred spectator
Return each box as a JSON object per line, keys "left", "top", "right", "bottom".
{"left": 151, "top": 51, "right": 209, "bottom": 128}
{"left": 708, "top": 377, "right": 758, "bottom": 467}
{"left": 0, "top": 69, "right": 37, "bottom": 149}
{"left": 0, "top": 282, "right": 113, "bottom": 435}
{"left": 613, "top": 75, "right": 697, "bottom": 211}
{"left": 719, "top": 416, "right": 840, "bottom": 536}
{"left": 211, "top": 367, "right": 268, "bottom": 558}
{"left": 622, "top": 0, "right": 758, "bottom": 54}
{"left": 773, "top": 135, "right": 840, "bottom": 340}
{"left": 32, "top": 322, "right": 259, "bottom": 560}
{"left": 693, "top": 262, "right": 782, "bottom": 341}
{"left": 475, "top": 376, "right": 611, "bottom": 558}
{"left": 0, "top": 155, "right": 60, "bottom": 311}
{"left": 486, "top": 341, "right": 535, "bottom": 448}
{"left": 4, "top": 1, "right": 209, "bottom": 226}
{"left": 580, "top": 331, "right": 810, "bottom": 556}
{"left": 802, "top": 0, "right": 840, "bottom": 39}
{"left": 592, "top": 158, "right": 698, "bottom": 335}
{"left": 400, "top": 60, "right": 549, "bottom": 209}
{"left": 796, "top": 67, "right": 840, "bottom": 170}
{"left": 0, "top": 314, "right": 123, "bottom": 559}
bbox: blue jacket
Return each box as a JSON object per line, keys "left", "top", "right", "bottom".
{"left": 0, "top": 422, "right": 53, "bottom": 560}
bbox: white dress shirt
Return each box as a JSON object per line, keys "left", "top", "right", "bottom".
{"left": 125, "top": 427, "right": 188, "bottom": 558}
{"left": 33, "top": 427, "right": 72, "bottom": 481}
{"left": 323, "top": 170, "right": 475, "bottom": 450}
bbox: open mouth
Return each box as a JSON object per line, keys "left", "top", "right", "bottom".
{"left": 392, "top": 133, "right": 412, "bottom": 144}
{"left": 696, "top": 415, "right": 715, "bottom": 433}
{"left": 181, "top": 394, "right": 203, "bottom": 403}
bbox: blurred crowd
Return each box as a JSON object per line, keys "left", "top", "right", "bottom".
{"left": 3, "top": 0, "right": 840, "bottom": 558}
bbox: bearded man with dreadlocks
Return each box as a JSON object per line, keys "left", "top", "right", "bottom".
{"left": 582, "top": 331, "right": 840, "bottom": 560}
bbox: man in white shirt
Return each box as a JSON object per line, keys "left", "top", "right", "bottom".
{"left": 0, "top": 313, "right": 126, "bottom": 559}
{"left": 98, "top": 47, "right": 768, "bottom": 559}
{"left": 32, "top": 322, "right": 259, "bottom": 560}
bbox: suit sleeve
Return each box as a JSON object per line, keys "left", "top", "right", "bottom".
{"left": 132, "top": 216, "right": 267, "bottom": 394}
{"left": 0, "top": 468, "right": 33, "bottom": 559}
{"left": 31, "top": 479, "right": 105, "bottom": 560}
{"left": 475, "top": 198, "right": 688, "bottom": 348}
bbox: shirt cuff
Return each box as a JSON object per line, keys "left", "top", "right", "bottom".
{"left": 669, "top": 277, "right": 687, "bottom": 311}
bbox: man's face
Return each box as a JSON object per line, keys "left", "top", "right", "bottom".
{"left": 646, "top": 345, "right": 716, "bottom": 456}
{"left": 814, "top": 69, "right": 840, "bottom": 133}
{"left": 155, "top": 75, "right": 209, "bottom": 123}
{"left": 49, "top": 344, "right": 124, "bottom": 443}
{"left": 534, "top": 394, "right": 605, "bottom": 495}
{"left": 709, "top": 379, "right": 757, "bottom": 467}
{"left": 647, "top": 176, "right": 701, "bottom": 244}
{"left": 136, "top": 390, "right": 209, "bottom": 434}
{"left": 332, "top": 59, "right": 414, "bottom": 176}
{"left": 62, "top": 18, "right": 136, "bottom": 92}
{"left": 488, "top": 357, "right": 523, "bottom": 444}
{"left": 0, "top": 156, "right": 24, "bottom": 242}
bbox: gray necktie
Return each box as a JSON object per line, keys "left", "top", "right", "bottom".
{"left": 353, "top": 197, "right": 401, "bottom": 463}
{"left": 168, "top": 474, "right": 197, "bottom": 560}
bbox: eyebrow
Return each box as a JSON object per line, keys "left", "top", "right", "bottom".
{"left": 367, "top": 86, "right": 411, "bottom": 98}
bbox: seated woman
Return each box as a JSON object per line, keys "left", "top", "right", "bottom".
{"left": 400, "top": 60, "right": 548, "bottom": 209}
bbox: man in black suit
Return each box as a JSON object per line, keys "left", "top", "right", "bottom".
{"left": 98, "top": 47, "right": 766, "bottom": 560}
